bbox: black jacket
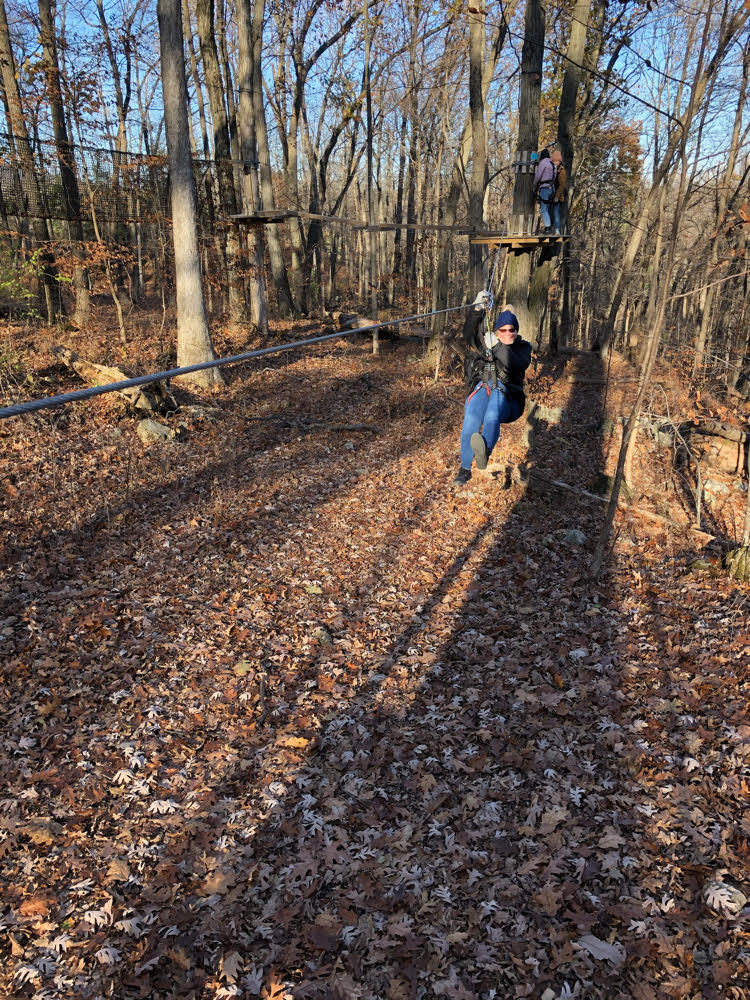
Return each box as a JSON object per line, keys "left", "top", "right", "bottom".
{"left": 463, "top": 309, "right": 532, "bottom": 413}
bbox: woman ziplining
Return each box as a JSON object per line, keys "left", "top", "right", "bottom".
{"left": 453, "top": 294, "right": 532, "bottom": 486}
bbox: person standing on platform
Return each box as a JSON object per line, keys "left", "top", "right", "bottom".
{"left": 532, "top": 149, "right": 555, "bottom": 234}
{"left": 550, "top": 149, "right": 567, "bottom": 235}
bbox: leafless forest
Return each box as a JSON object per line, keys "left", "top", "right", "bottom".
{"left": 1, "top": 1, "right": 750, "bottom": 998}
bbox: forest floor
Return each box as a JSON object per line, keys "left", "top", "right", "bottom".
{"left": 1, "top": 316, "right": 749, "bottom": 1000}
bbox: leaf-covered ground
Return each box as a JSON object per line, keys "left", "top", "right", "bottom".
{"left": 1, "top": 326, "right": 749, "bottom": 999}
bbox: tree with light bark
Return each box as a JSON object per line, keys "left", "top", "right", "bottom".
{"left": 157, "top": 0, "right": 222, "bottom": 385}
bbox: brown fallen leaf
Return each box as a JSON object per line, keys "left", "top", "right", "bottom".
{"left": 387, "top": 978, "right": 413, "bottom": 1000}
{"left": 713, "top": 960, "right": 733, "bottom": 985}
{"left": 201, "top": 869, "right": 236, "bottom": 895}
{"left": 598, "top": 827, "right": 626, "bottom": 850}
{"left": 18, "top": 895, "right": 54, "bottom": 917}
{"left": 264, "top": 971, "right": 287, "bottom": 1000}
{"left": 23, "top": 819, "right": 62, "bottom": 846}
{"left": 219, "top": 950, "right": 243, "bottom": 981}
{"left": 278, "top": 735, "right": 310, "bottom": 749}
{"left": 532, "top": 884, "right": 562, "bottom": 917}
{"left": 106, "top": 858, "right": 131, "bottom": 882}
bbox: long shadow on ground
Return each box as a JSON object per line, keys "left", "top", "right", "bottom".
{"left": 1, "top": 341, "right": 745, "bottom": 998}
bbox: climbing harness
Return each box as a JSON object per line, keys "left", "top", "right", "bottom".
{"left": 534, "top": 160, "right": 558, "bottom": 206}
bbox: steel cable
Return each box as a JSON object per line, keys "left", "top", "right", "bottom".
{"left": 0, "top": 303, "right": 472, "bottom": 421}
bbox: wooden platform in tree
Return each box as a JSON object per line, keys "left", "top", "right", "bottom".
{"left": 469, "top": 233, "right": 570, "bottom": 248}
{"left": 227, "top": 215, "right": 571, "bottom": 247}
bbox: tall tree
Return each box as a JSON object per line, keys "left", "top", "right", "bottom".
{"left": 429, "top": 0, "right": 518, "bottom": 339}
{"left": 38, "top": 0, "right": 90, "bottom": 328}
{"left": 249, "top": 0, "right": 296, "bottom": 317}
{"left": 693, "top": 41, "right": 749, "bottom": 376}
{"left": 267, "top": 0, "right": 362, "bottom": 309}
{"left": 402, "top": 4, "right": 421, "bottom": 291}
{"left": 95, "top": 0, "right": 146, "bottom": 298}
{"left": 236, "top": 0, "right": 268, "bottom": 334}
{"left": 544, "top": 0, "right": 592, "bottom": 348}
{"left": 182, "top": 0, "right": 210, "bottom": 159}
{"left": 468, "top": 0, "right": 487, "bottom": 291}
{"left": 557, "top": 0, "right": 592, "bottom": 176}
{"left": 364, "top": 0, "right": 377, "bottom": 345}
{"left": 195, "top": 0, "right": 248, "bottom": 327}
{"left": 0, "top": 0, "right": 59, "bottom": 322}
{"left": 591, "top": 94, "right": 696, "bottom": 579}
{"left": 504, "top": 0, "right": 545, "bottom": 335}
{"left": 157, "top": 0, "right": 222, "bottom": 385}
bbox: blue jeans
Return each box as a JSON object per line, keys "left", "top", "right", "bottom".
{"left": 538, "top": 184, "right": 554, "bottom": 228}
{"left": 552, "top": 201, "right": 564, "bottom": 233}
{"left": 460, "top": 383, "right": 521, "bottom": 469}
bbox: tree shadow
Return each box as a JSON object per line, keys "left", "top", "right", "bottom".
{"left": 169, "top": 346, "right": 628, "bottom": 998}
{"left": 117, "top": 346, "right": 621, "bottom": 998}
{"left": 2, "top": 339, "right": 742, "bottom": 997}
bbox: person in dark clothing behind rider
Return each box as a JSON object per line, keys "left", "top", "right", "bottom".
{"left": 454, "top": 293, "right": 532, "bottom": 486}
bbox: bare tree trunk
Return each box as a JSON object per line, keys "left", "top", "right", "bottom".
{"left": 429, "top": 0, "right": 518, "bottom": 340}
{"left": 390, "top": 112, "right": 407, "bottom": 305}
{"left": 274, "top": 7, "right": 306, "bottom": 304}
{"left": 637, "top": 186, "right": 667, "bottom": 367}
{"left": 403, "top": 126, "right": 418, "bottom": 291}
{"left": 38, "top": 0, "right": 89, "bottom": 327}
{"left": 0, "top": 0, "right": 59, "bottom": 323}
{"left": 157, "top": 0, "right": 222, "bottom": 385}
{"left": 364, "top": 0, "right": 378, "bottom": 352}
{"left": 182, "top": 0, "right": 209, "bottom": 158}
{"left": 468, "top": 0, "right": 487, "bottom": 291}
{"left": 743, "top": 441, "right": 750, "bottom": 547}
{"left": 216, "top": 0, "right": 240, "bottom": 185}
{"left": 547, "top": 0, "right": 592, "bottom": 351}
{"left": 236, "top": 0, "right": 268, "bottom": 335}
{"left": 591, "top": 95, "right": 696, "bottom": 578}
{"left": 527, "top": 247, "right": 554, "bottom": 349}
{"left": 557, "top": 0, "right": 590, "bottom": 179}
{"left": 505, "top": 0, "right": 545, "bottom": 335}
{"left": 95, "top": 0, "right": 142, "bottom": 300}
{"left": 590, "top": 292, "right": 665, "bottom": 579}
{"left": 195, "top": 0, "right": 248, "bottom": 327}
{"left": 693, "top": 43, "right": 748, "bottom": 378}
{"left": 250, "top": 0, "right": 296, "bottom": 317}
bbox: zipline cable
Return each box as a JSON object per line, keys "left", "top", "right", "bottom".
{"left": 0, "top": 303, "right": 472, "bottom": 421}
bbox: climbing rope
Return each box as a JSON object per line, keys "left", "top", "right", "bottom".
{"left": 0, "top": 303, "right": 473, "bottom": 421}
